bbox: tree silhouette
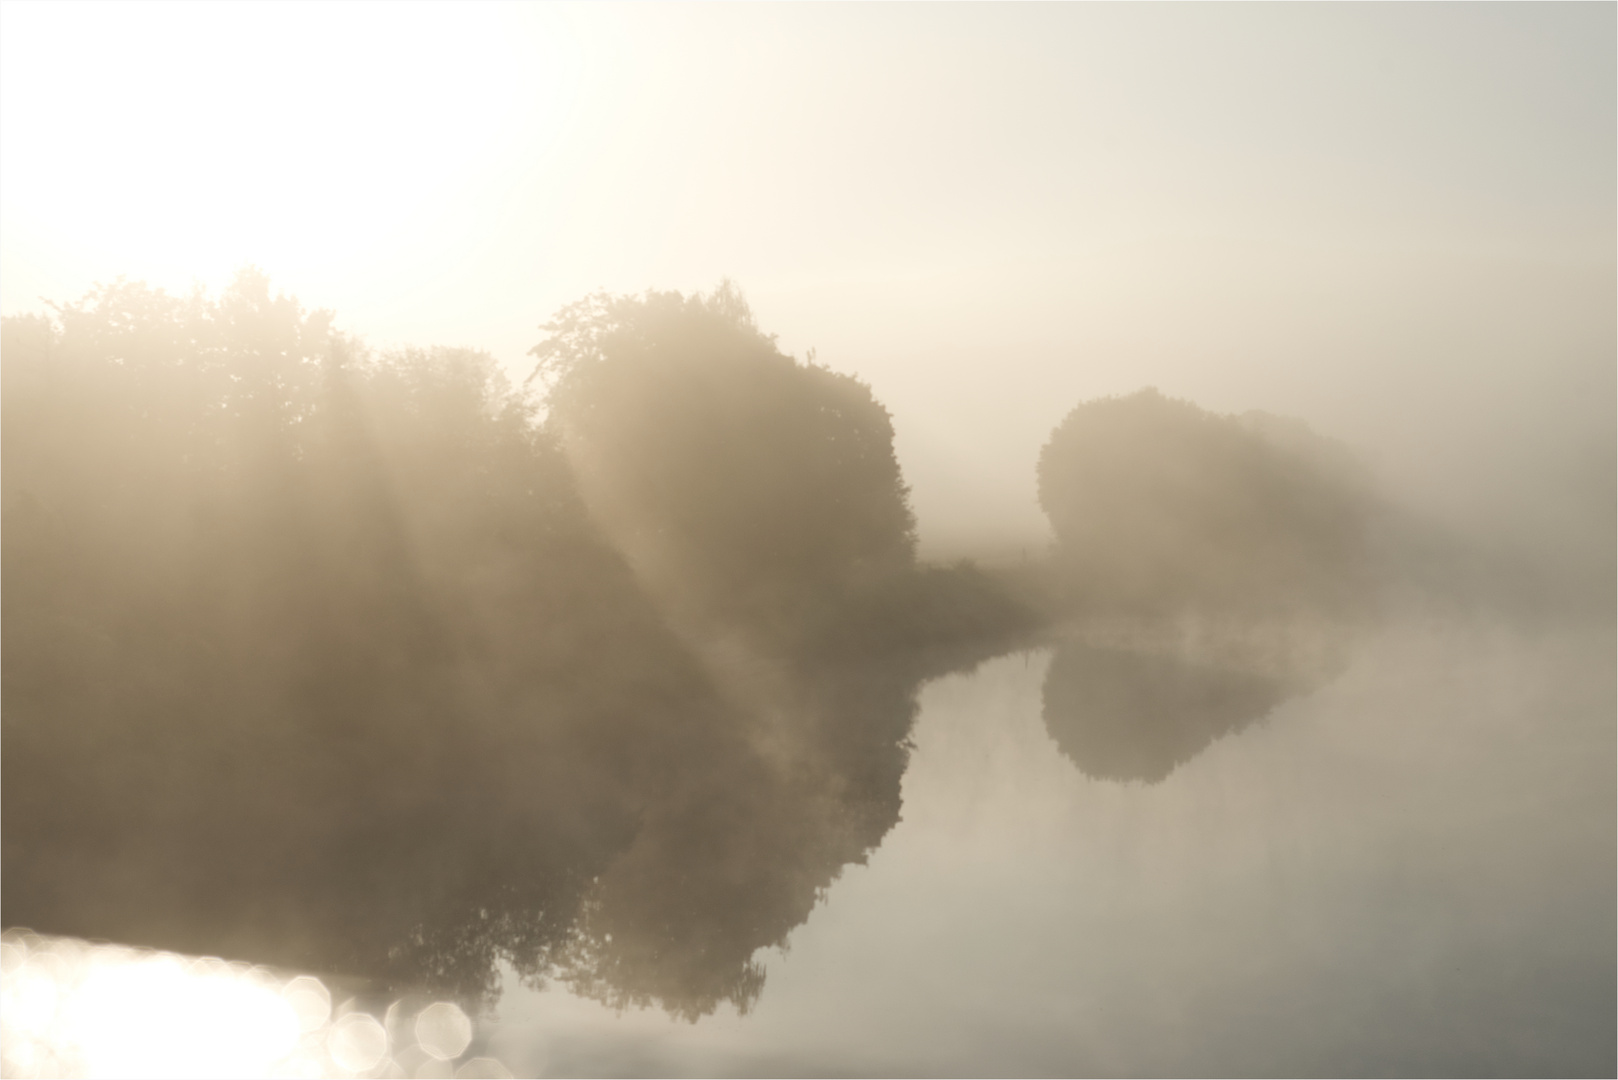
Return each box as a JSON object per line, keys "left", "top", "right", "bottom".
{"left": 533, "top": 283, "right": 918, "bottom": 642}
{"left": 3, "top": 273, "right": 1033, "bottom": 1020}
{"left": 2, "top": 273, "right": 739, "bottom": 1000}
{"left": 1037, "top": 389, "right": 1377, "bottom": 617}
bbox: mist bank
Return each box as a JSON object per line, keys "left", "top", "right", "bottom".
{"left": 878, "top": 254, "right": 1615, "bottom": 620}
{"left": 2, "top": 274, "right": 1603, "bottom": 1018}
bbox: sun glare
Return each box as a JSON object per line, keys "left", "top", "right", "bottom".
{"left": 0, "top": 1, "right": 578, "bottom": 298}
{"left": 0, "top": 931, "right": 507, "bottom": 1079}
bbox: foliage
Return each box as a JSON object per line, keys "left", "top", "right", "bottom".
{"left": 3, "top": 272, "right": 1010, "bottom": 1021}
{"left": 1037, "top": 389, "right": 1378, "bottom": 617}
{"left": 533, "top": 283, "right": 918, "bottom": 638}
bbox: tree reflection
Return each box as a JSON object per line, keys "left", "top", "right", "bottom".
{"left": 551, "top": 649, "right": 950, "bottom": 1020}
{"left": 1041, "top": 641, "right": 1287, "bottom": 783}
{"left": 1041, "top": 623, "right": 1351, "bottom": 784}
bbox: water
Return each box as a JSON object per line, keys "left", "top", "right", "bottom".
{"left": 476, "top": 615, "right": 1613, "bottom": 1077}
{"left": 5, "top": 615, "right": 1612, "bottom": 1077}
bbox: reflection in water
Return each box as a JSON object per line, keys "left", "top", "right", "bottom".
{"left": 540, "top": 645, "right": 984, "bottom": 1021}
{"left": 1040, "top": 618, "right": 1355, "bottom": 783}
{"left": 3, "top": 631, "right": 1010, "bottom": 1024}
{"left": 1043, "top": 642, "right": 1291, "bottom": 783}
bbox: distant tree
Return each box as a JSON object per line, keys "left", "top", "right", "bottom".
{"left": 532, "top": 283, "right": 917, "bottom": 638}
{"left": 1036, "top": 389, "right": 1377, "bottom": 616}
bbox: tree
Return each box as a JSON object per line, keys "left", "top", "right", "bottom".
{"left": 1, "top": 273, "right": 957, "bottom": 1020}
{"left": 1036, "top": 388, "right": 1377, "bottom": 616}
{"left": 532, "top": 283, "right": 917, "bottom": 638}
{"left": 0, "top": 272, "right": 742, "bottom": 997}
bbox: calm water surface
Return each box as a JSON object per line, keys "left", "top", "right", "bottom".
{"left": 485, "top": 614, "right": 1614, "bottom": 1077}
{"left": 6, "top": 615, "right": 1612, "bottom": 1078}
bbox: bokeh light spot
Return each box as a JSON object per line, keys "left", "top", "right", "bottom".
{"left": 329, "top": 1011, "right": 389, "bottom": 1073}
{"left": 0, "top": 931, "right": 512, "bottom": 1079}
{"left": 415, "top": 1001, "right": 473, "bottom": 1061}
{"left": 281, "top": 975, "right": 332, "bottom": 1034}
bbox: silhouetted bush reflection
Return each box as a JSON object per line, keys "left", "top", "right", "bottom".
{"left": 1042, "top": 642, "right": 1287, "bottom": 783}
{"left": 1040, "top": 618, "right": 1355, "bottom": 783}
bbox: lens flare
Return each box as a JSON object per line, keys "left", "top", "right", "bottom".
{"left": 415, "top": 1001, "right": 474, "bottom": 1061}
{"left": 0, "top": 931, "right": 506, "bottom": 1079}
{"left": 328, "top": 1011, "right": 389, "bottom": 1072}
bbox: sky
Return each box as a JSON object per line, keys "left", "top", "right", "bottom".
{"left": 2, "top": 2, "right": 1612, "bottom": 557}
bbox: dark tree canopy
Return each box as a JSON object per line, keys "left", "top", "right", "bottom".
{"left": 1037, "top": 389, "right": 1377, "bottom": 617}
{"left": 533, "top": 283, "right": 917, "bottom": 638}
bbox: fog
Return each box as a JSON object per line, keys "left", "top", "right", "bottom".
{"left": 3, "top": 3, "right": 1610, "bottom": 565}
{"left": 1, "top": 4, "right": 1611, "bottom": 1077}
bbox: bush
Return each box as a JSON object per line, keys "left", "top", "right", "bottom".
{"left": 1037, "top": 389, "right": 1377, "bottom": 617}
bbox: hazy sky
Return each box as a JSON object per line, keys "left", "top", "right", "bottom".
{"left": 3, "top": 2, "right": 1612, "bottom": 555}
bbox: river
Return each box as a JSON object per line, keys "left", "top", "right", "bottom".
{"left": 4, "top": 613, "right": 1612, "bottom": 1077}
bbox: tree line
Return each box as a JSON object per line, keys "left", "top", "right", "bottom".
{"left": 1, "top": 271, "right": 1381, "bottom": 1015}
